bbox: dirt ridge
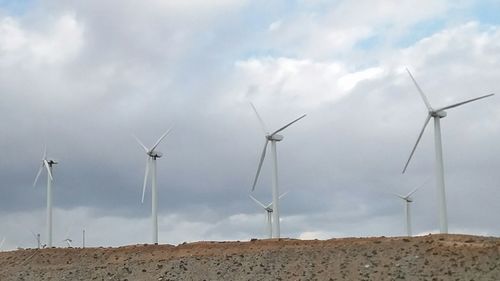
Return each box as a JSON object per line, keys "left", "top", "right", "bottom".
{"left": 1, "top": 234, "right": 499, "bottom": 280}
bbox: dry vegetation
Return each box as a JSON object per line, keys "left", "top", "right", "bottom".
{"left": 0, "top": 234, "right": 499, "bottom": 280}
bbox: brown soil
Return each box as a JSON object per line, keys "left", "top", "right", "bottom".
{"left": 0, "top": 234, "right": 499, "bottom": 280}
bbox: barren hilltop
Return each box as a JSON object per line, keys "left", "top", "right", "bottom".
{"left": 0, "top": 234, "right": 499, "bottom": 281}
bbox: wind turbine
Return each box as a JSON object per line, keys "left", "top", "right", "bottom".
{"left": 63, "top": 238, "right": 73, "bottom": 248}
{"left": 0, "top": 237, "right": 5, "bottom": 250}
{"left": 394, "top": 186, "right": 420, "bottom": 237}
{"left": 402, "top": 68, "right": 494, "bottom": 234}
{"left": 30, "top": 231, "right": 41, "bottom": 249}
{"left": 249, "top": 191, "right": 289, "bottom": 238}
{"left": 250, "top": 103, "right": 306, "bottom": 238}
{"left": 134, "top": 128, "right": 172, "bottom": 244}
{"left": 33, "top": 146, "right": 58, "bottom": 247}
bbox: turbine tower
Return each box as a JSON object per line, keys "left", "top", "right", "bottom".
{"left": 134, "top": 128, "right": 172, "bottom": 244}
{"left": 394, "top": 186, "right": 421, "bottom": 237}
{"left": 402, "top": 68, "right": 494, "bottom": 234}
{"left": 33, "top": 146, "right": 58, "bottom": 247}
{"left": 249, "top": 191, "right": 288, "bottom": 238}
{"left": 250, "top": 103, "right": 306, "bottom": 238}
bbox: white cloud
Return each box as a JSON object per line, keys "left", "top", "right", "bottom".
{"left": 0, "top": 13, "right": 83, "bottom": 66}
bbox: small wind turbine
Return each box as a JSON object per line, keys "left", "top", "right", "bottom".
{"left": 63, "top": 238, "right": 73, "bottom": 247}
{"left": 250, "top": 103, "right": 306, "bottom": 238}
{"left": 394, "top": 186, "right": 420, "bottom": 237}
{"left": 249, "top": 191, "right": 289, "bottom": 238}
{"left": 30, "top": 231, "right": 41, "bottom": 249}
{"left": 33, "top": 146, "right": 58, "bottom": 247}
{"left": 402, "top": 68, "right": 494, "bottom": 234}
{"left": 134, "top": 128, "right": 172, "bottom": 244}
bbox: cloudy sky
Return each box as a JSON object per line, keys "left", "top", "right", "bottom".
{"left": 0, "top": 0, "right": 499, "bottom": 250}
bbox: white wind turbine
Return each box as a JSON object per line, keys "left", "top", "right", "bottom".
{"left": 30, "top": 231, "right": 41, "bottom": 249}
{"left": 249, "top": 191, "right": 289, "bottom": 238}
{"left": 33, "top": 146, "right": 58, "bottom": 248}
{"left": 0, "top": 237, "right": 5, "bottom": 250}
{"left": 402, "top": 68, "right": 494, "bottom": 234}
{"left": 63, "top": 238, "right": 73, "bottom": 247}
{"left": 250, "top": 103, "right": 306, "bottom": 238}
{"left": 393, "top": 185, "right": 421, "bottom": 237}
{"left": 134, "top": 128, "right": 172, "bottom": 244}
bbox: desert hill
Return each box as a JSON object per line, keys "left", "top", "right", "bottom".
{"left": 0, "top": 234, "right": 499, "bottom": 280}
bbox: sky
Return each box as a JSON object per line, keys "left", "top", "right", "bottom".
{"left": 0, "top": 0, "right": 499, "bottom": 250}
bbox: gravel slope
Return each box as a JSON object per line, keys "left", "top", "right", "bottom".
{"left": 1, "top": 234, "right": 499, "bottom": 280}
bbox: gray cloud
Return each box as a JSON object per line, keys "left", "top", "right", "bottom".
{"left": 1, "top": 1, "right": 499, "bottom": 250}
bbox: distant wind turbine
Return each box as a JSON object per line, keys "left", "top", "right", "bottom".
{"left": 63, "top": 238, "right": 73, "bottom": 247}
{"left": 30, "top": 231, "right": 41, "bottom": 249}
{"left": 134, "top": 128, "right": 172, "bottom": 244}
{"left": 249, "top": 191, "right": 289, "bottom": 238}
{"left": 250, "top": 103, "right": 306, "bottom": 238}
{"left": 33, "top": 146, "right": 58, "bottom": 247}
{"left": 402, "top": 68, "right": 494, "bottom": 234}
{"left": 0, "top": 237, "right": 5, "bottom": 250}
{"left": 393, "top": 183, "right": 424, "bottom": 237}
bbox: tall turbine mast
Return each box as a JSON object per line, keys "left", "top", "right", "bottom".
{"left": 33, "top": 146, "right": 57, "bottom": 248}
{"left": 402, "top": 68, "right": 494, "bottom": 234}
{"left": 250, "top": 103, "right": 305, "bottom": 238}
{"left": 134, "top": 128, "right": 172, "bottom": 244}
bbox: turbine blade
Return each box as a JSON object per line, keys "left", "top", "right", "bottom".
{"left": 270, "top": 114, "right": 306, "bottom": 136}
{"left": 33, "top": 163, "right": 44, "bottom": 187}
{"left": 278, "top": 190, "right": 289, "bottom": 200}
{"left": 249, "top": 195, "right": 267, "bottom": 209}
{"left": 405, "top": 178, "right": 431, "bottom": 198}
{"left": 142, "top": 157, "right": 151, "bottom": 203}
{"left": 402, "top": 114, "right": 432, "bottom": 173}
{"left": 133, "top": 135, "right": 149, "bottom": 153}
{"left": 43, "top": 160, "right": 54, "bottom": 181}
{"left": 251, "top": 140, "right": 269, "bottom": 191}
{"left": 434, "top": 93, "right": 495, "bottom": 112}
{"left": 0, "top": 237, "right": 5, "bottom": 249}
{"left": 406, "top": 68, "right": 433, "bottom": 111}
{"left": 42, "top": 145, "right": 47, "bottom": 159}
{"left": 250, "top": 103, "right": 269, "bottom": 135}
{"left": 392, "top": 193, "right": 406, "bottom": 200}
{"left": 266, "top": 191, "right": 289, "bottom": 208}
{"left": 150, "top": 127, "right": 173, "bottom": 152}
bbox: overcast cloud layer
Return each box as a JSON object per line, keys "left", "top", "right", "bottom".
{"left": 1, "top": 0, "right": 500, "bottom": 250}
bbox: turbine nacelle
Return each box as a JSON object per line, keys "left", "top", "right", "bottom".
{"left": 46, "top": 160, "right": 58, "bottom": 166}
{"left": 431, "top": 111, "right": 447, "bottom": 118}
{"left": 147, "top": 151, "right": 163, "bottom": 158}
{"left": 267, "top": 134, "right": 283, "bottom": 141}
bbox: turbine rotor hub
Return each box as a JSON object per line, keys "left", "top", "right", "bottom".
{"left": 267, "top": 134, "right": 284, "bottom": 141}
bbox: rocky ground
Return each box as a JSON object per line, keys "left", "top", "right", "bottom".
{"left": 0, "top": 234, "right": 499, "bottom": 280}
